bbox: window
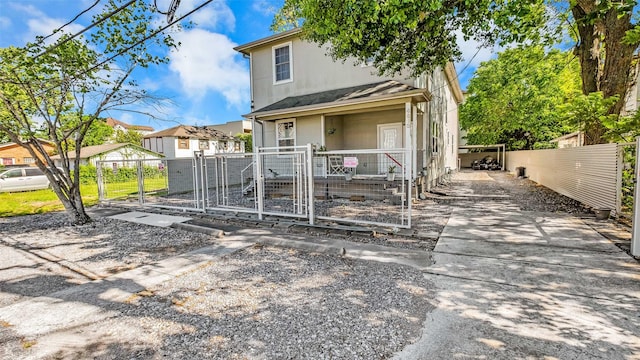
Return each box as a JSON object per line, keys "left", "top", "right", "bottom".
{"left": 178, "top": 137, "right": 189, "bottom": 149}
{"left": 25, "top": 168, "right": 43, "bottom": 176}
{"left": 3, "top": 169, "right": 22, "bottom": 178}
{"left": 218, "top": 141, "right": 227, "bottom": 151}
{"left": 273, "top": 42, "right": 292, "bottom": 84}
{"left": 276, "top": 119, "right": 296, "bottom": 149}
{"left": 234, "top": 141, "right": 241, "bottom": 152}
{"left": 23, "top": 157, "right": 35, "bottom": 164}
{"left": 199, "top": 140, "right": 209, "bottom": 150}
{"left": 156, "top": 138, "right": 164, "bottom": 153}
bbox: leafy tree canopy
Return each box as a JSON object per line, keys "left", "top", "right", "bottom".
{"left": 461, "top": 46, "right": 581, "bottom": 150}
{"left": 114, "top": 128, "right": 143, "bottom": 145}
{"left": 274, "top": 1, "right": 640, "bottom": 144}
{"left": 0, "top": 0, "right": 180, "bottom": 223}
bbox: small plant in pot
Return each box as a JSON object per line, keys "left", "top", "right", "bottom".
{"left": 387, "top": 165, "right": 396, "bottom": 181}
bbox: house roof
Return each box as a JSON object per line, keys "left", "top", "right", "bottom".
{"left": 106, "top": 118, "right": 154, "bottom": 132}
{"left": 51, "top": 143, "right": 162, "bottom": 160}
{"left": 234, "top": 28, "right": 302, "bottom": 54}
{"left": 0, "top": 139, "right": 55, "bottom": 150}
{"left": 246, "top": 80, "right": 427, "bottom": 118}
{"left": 144, "top": 125, "right": 237, "bottom": 140}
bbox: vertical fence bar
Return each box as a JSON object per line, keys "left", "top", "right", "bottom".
{"left": 405, "top": 102, "right": 413, "bottom": 229}
{"left": 256, "top": 151, "right": 264, "bottom": 220}
{"left": 136, "top": 160, "right": 144, "bottom": 204}
{"left": 616, "top": 145, "right": 624, "bottom": 215}
{"left": 306, "top": 143, "right": 315, "bottom": 225}
{"left": 97, "top": 163, "right": 104, "bottom": 201}
{"left": 632, "top": 137, "right": 640, "bottom": 256}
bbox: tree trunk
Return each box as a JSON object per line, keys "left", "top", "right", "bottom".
{"left": 572, "top": 2, "right": 638, "bottom": 145}
{"left": 601, "top": 10, "right": 635, "bottom": 116}
{"left": 572, "top": 5, "right": 600, "bottom": 95}
{"left": 50, "top": 180, "right": 91, "bottom": 225}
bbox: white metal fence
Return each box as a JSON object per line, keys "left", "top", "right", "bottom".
{"left": 97, "top": 144, "right": 412, "bottom": 229}
{"left": 505, "top": 143, "right": 636, "bottom": 215}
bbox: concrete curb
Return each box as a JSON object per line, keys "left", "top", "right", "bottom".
{"left": 256, "top": 237, "right": 346, "bottom": 256}
{"left": 171, "top": 222, "right": 225, "bottom": 237}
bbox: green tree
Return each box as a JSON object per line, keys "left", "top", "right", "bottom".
{"left": 0, "top": 0, "right": 179, "bottom": 224}
{"left": 461, "top": 47, "right": 581, "bottom": 150}
{"left": 82, "top": 119, "right": 114, "bottom": 147}
{"left": 114, "top": 129, "right": 143, "bottom": 145}
{"left": 274, "top": 0, "right": 640, "bottom": 144}
{"left": 235, "top": 132, "right": 253, "bottom": 153}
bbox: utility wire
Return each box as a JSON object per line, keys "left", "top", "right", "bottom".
{"left": 34, "top": 0, "right": 136, "bottom": 59}
{"left": 37, "top": 0, "right": 213, "bottom": 95}
{"left": 38, "top": 0, "right": 102, "bottom": 44}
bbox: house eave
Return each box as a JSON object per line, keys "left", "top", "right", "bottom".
{"left": 245, "top": 89, "right": 430, "bottom": 120}
{"left": 234, "top": 28, "right": 302, "bottom": 55}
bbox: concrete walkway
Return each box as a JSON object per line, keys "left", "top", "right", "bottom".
{"left": 395, "top": 205, "right": 640, "bottom": 359}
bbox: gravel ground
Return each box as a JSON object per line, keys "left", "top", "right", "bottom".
{"left": 5, "top": 246, "right": 434, "bottom": 360}
{"left": 0, "top": 212, "right": 215, "bottom": 307}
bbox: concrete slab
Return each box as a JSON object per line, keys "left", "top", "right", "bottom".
{"left": 107, "top": 211, "right": 191, "bottom": 228}
{"left": 434, "top": 237, "right": 634, "bottom": 271}
{"left": 427, "top": 252, "right": 640, "bottom": 302}
{"left": 395, "top": 276, "right": 640, "bottom": 360}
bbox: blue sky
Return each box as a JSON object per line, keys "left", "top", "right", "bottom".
{"left": 0, "top": 0, "right": 492, "bottom": 132}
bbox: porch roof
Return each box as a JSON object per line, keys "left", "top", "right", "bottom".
{"left": 245, "top": 80, "right": 429, "bottom": 119}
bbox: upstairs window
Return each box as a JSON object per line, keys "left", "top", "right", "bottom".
{"left": 273, "top": 42, "right": 292, "bottom": 84}
{"left": 199, "top": 140, "right": 209, "bottom": 150}
{"left": 178, "top": 138, "right": 189, "bottom": 149}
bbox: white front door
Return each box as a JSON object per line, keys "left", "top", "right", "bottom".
{"left": 377, "top": 123, "right": 403, "bottom": 174}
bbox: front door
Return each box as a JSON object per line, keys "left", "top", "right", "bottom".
{"left": 377, "top": 123, "right": 403, "bottom": 174}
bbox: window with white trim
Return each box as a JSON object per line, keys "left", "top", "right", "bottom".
{"left": 276, "top": 119, "right": 295, "bottom": 150}
{"left": 273, "top": 42, "right": 292, "bottom": 84}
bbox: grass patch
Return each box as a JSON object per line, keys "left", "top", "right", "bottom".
{"left": 0, "top": 184, "right": 99, "bottom": 217}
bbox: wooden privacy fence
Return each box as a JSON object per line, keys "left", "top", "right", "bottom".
{"left": 505, "top": 144, "right": 624, "bottom": 214}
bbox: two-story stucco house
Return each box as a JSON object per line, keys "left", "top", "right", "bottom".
{"left": 143, "top": 125, "right": 245, "bottom": 158}
{"left": 234, "top": 28, "right": 463, "bottom": 190}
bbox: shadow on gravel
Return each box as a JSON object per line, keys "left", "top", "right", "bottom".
{"left": 2, "top": 246, "right": 435, "bottom": 359}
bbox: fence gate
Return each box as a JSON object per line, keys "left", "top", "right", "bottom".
{"left": 256, "top": 145, "right": 314, "bottom": 222}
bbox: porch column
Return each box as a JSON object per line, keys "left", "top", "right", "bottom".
{"left": 405, "top": 102, "right": 413, "bottom": 229}
{"left": 320, "top": 114, "right": 326, "bottom": 147}
{"left": 412, "top": 103, "right": 418, "bottom": 180}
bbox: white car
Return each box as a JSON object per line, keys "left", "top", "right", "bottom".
{"left": 0, "top": 167, "right": 51, "bottom": 192}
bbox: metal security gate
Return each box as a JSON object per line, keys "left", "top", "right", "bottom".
{"left": 98, "top": 143, "right": 414, "bottom": 229}
{"left": 256, "top": 145, "right": 314, "bottom": 222}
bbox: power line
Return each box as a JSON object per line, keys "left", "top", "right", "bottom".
{"left": 38, "top": 0, "right": 214, "bottom": 95}
{"left": 38, "top": 0, "right": 102, "bottom": 45}
{"left": 34, "top": 0, "right": 136, "bottom": 59}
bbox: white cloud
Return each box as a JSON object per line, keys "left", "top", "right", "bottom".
{"left": 0, "top": 17, "right": 11, "bottom": 29}
{"left": 156, "top": 0, "right": 235, "bottom": 31}
{"left": 169, "top": 29, "right": 249, "bottom": 107}
{"left": 251, "top": 0, "right": 279, "bottom": 17}
{"left": 25, "top": 17, "right": 84, "bottom": 43}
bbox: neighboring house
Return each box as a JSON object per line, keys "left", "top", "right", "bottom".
{"left": 209, "top": 120, "right": 252, "bottom": 136}
{"left": 551, "top": 131, "right": 584, "bottom": 148}
{"left": 106, "top": 118, "right": 155, "bottom": 136}
{"left": 142, "top": 125, "right": 245, "bottom": 158}
{"left": 0, "top": 140, "right": 56, "bottom": 166}
{"left": 234, "top": 28, "right": 463, "bottom": 188}
{"left": 51, "top": 143, "right": 163, "bottom": 169}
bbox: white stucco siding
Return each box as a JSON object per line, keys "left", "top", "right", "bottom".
{"left": 251, "top": 38, "right": 413, "bottom": 110}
